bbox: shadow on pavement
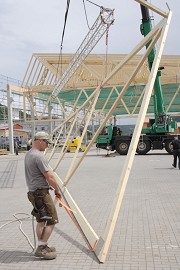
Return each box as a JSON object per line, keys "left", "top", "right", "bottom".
{"left": 0, "top": 250, "right": 38, "bottom": 263}
{"left": 54, "top": 227, "right": 99, "bottom": 262}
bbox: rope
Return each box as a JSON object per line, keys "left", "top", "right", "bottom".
{"left": 0, "top": 198, "right": 96, "bottom": 253}
{"left": 0, "top": 213, "right": 35, "bottom": 251}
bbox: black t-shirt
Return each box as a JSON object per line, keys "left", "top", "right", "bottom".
{"left": 172, "top": 139, "right": 180, "bottom": 150}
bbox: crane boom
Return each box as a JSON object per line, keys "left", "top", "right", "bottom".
{"left": 52, "top": 7, "right": 114, "bottom": 98}
{"left": 140, "top": 3, "right": 165, "bottom": 120}
{"left": 140, "top": 1, "right": 177, "bottom": 134}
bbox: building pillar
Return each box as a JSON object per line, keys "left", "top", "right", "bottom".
{"left": 30, "top": 95, "right": 35, "bottom": 140}
{"left": 83, "top": 108, "right": 87, "bottom": 145}
{"left": 63, "top": 103, "right": 66, "bottom": 137}
{"left": 48, "top": 104, "right": 53, "bottom": 134}
{"left": 7, "top": 84, "right": 14, "bottom": 154}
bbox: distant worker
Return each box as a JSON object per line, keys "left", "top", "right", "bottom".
{"left": 27, "top": 138, "right": 32, "bottom": 151}
{"left": 172, "top": 136, "right": 180, "bottom": 169}
{"left": 14, "top": 140, "right": 19, "bottom": 155}
{"left": 24, "top": 131, "right": 61, "bottom": 260}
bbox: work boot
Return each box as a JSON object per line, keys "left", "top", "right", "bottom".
{"left": 46, "top": 245, "right": 56, "bottom": 252}
{"left": 34, "top": 245, "right": 56, "bottom": 260}
{"left": 37, "top": 244, "right": 56, "bottom": 252}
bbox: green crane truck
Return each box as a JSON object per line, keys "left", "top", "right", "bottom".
{"left": 96, "top": 2, "right": 179, "bottom": 155}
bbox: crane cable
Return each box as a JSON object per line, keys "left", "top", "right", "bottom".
{"left": 86, "top": 0, "right": 102, "bottom": 8}
{"left": 83, "top": 0, "right": 91, "bottom": 30}
{"left": 55, "top": 0, "right": 71, "bottom": 83}
{"left": 105, "top": 27, "right": 109, "bottom": 78}
{"left": 82, "top": 0, "right": 110, "bottom": 79}
{"left": 55, "top": 0, "right": 110, "bottom": 89}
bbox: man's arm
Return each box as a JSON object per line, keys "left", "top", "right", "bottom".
{"left": 43, "top": 170, "right": 61, "bottom": 198}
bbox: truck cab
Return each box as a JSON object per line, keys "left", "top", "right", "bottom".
{"left": 96, "top": 126, "right": 122, "bottom": 151}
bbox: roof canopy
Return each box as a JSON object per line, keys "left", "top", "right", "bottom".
{"left": 21, "top": 53, "right": 180, "bottom": 116}
{"left": 22, "top": 53, "right": 180, "bottom": 90}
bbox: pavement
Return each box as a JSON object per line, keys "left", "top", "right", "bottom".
{"left": 0, "top": 147, "right": 180, "bottom": 270}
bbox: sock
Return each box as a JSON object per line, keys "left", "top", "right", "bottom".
{"left": 38, "top": 240, "right": 47, "bottom": 246}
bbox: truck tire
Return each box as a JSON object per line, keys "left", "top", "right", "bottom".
{"left": 136, "top": 140, "right": 151, "bottom": 155}
{"left": 165, "top": 140, "right": 173, "bottom": 154}
{"left": 115, "top": 140, "right": 130, "bottom": 155}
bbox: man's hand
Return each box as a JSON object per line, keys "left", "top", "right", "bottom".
{"left": 55, "top": 190, "right": 61, "bottom": 199}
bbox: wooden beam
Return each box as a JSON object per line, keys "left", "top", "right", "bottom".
{"left": 96, "top": 10, "right": 172, "bottom": 263}
{"left": 166, "top": 85, "right": 180, "bottom": 112}
{"left": 134, "top": 0, "right": 168, "bottom": 18}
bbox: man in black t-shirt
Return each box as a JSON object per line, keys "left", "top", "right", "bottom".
{"left": 172, "top": 136, "right": 180, "bottom": 169}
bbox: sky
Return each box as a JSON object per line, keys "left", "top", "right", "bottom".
{"left": 0, "top": 0, "right": 179, "bottom": 82}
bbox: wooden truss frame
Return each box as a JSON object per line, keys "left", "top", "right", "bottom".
{"left": 9, "top": 0, "right": 172, "bottom": 263}
{"left": 32, "top": 1, "right": 171, "bottom": 263}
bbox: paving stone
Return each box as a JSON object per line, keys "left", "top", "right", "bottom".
{"left": 0, "top": 149, "right": 180, "bottom": 269}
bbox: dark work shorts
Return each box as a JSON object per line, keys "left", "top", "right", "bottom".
{"left": 27, "top": 188, "right": 58, "bottom": 225}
